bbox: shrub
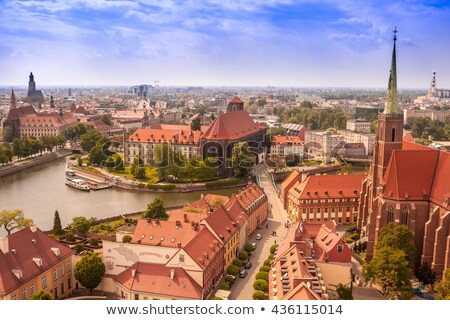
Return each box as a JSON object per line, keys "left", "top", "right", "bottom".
{"left": 264, "top": 259, "right": 272, "bottom": 267}
{"left": 238, "top": 251, "right": 248, "bottom": 261}
{"left": 233, "top": 259, "right": 243, "bottom": 267}
{"left": 270, "top": 244, "right": 279, "bottom": 254}
{"left": 255, "top": 271, "right": 269, "bottom": 282}
{"left": 122, "top": 235, "right": 132, "bottom": 243}
{"left": 253, "top": 290, "right": 265, "bottom": 300}
{"left": 225, "top": 275, "right": 235, "bottom": 284}
{"left": 227, "top": 265, "right": 240, "bottom": 276}
{"left": 259, "top": 266, "right": 271, "bottom": 272}
{"left": 218, "top": 282, "right": 231, "bottom": 290}
{"left": 88, "top": 238, "right": 99, "bottom": 246}
{"left": 253, "top": 279, "right": 269, "bottom": 292}
{"left": 349, "top": 232, "right": 360, "bottom": 241}
{"left": 74, "top": 244, "right": 84, "bottom": 254}
{"left": 65, "top": 234, "right": 76, "bottom": 242}
{"left": 268, "top": 254, "right": 274, "bottom": 260}
{"left": 138, "top": 183, "right": 145, "bottom": 188}
{"left": 245, "top": 243, "right": 254, "bottom": 253}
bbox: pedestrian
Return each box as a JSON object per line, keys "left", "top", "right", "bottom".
{"left": 266, "top": 224, "right": 268, "bottom": 230}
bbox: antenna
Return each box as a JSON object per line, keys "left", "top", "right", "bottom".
{"left": 393, "top": 26, "right": 398, "bottom": 42}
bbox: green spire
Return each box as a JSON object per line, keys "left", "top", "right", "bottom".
{"left": 384, "top": 27, "right": 399, "bottom": 114}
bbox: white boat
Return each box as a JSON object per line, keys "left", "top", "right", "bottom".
{"left": 65, "top": 178, "right": 90, "bottom": 191}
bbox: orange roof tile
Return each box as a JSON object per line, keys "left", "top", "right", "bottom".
{"left": 204, "top": 206, "right": 238, "bottom": 243}
{"left": 430, "top": 151, "right": 450, "bottom": 208}
{"left": 129, "top": 128, "right": 202, "bottom": 145}
{"left": 271, "top": 135, "right": 304, "bottom": 145}
{"left": 183, "top": 228, "right": 222, "bottom": 270}
{"left": 168, "top": 210, "right": 207, "bottom": 224}
{"left": 114, "top": 262, "right": 202, "bottom": 299}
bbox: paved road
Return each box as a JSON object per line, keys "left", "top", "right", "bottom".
{"left": 229, "top": 167, "right": 290, "bottom": 300}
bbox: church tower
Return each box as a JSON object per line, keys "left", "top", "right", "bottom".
{"left": 28, "top": 72, "right": 36, "bottom": 92}
{"left": 227, "top": 96, "right": 244, "bottom": 112}
{"left": 50, "top": 94, "right": 55, "bottom": 108}
{"left": 371, "top": 27, "right": 404, "bottom": 190}
{"left": 10, "top": 89, "right": 16, "bottom": 109}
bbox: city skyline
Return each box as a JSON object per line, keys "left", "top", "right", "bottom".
{"left": 1, "top": 0, "right": 450, "bottom": 87}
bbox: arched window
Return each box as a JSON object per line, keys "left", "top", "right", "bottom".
{"left": 387, "top": 206, "right": 394, "bottom": 223}
{"left": 401, "top": 207, "right": 409, "bottom": 225}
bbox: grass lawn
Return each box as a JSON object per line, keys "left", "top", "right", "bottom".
{"left": 76, "top": 165, "right": 102, "bottom": 175}
{"left": 89, "top": 219, "right": 126, "bottom": 237}
{"left": 112, "top": 166, "right": 159, "bottom": 183}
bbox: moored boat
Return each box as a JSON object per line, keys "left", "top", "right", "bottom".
{"left": 65, "top": 178, "right": 90, "bottom": 191}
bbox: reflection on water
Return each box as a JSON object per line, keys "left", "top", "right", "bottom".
{"left": 0, "top": 157, "right": 240, "bottom": 233}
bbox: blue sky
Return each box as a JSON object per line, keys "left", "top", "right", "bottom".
{"left": 1, "top": 0, "right": 449, "bottom": 88}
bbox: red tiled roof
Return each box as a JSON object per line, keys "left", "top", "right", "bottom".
{"left": 151, "top": 124, "right": 209, "bottom": 133}
{"left": 185, "top": 194, "right": 229, "bottom": 214}
{"left": 19, "top": 113, "right": 77, "bottom": 128}
{"left": 129, "top": 128, "right": 202, "bottom": 145}
{"left": 114, "top": 262, "right": 202, "bottom": 299}
{"left": 271, "top": 135, "right": 304, "bottom": 145}
{"left": 314, "top": 224, "right": 342, "bottom": 254}
{"left": 289, "top": 174, "right": 366, "bottom": 200}
{"left": 183, "top": 228, "right": 222, "bottom": 271}
{"left": 200, "top": 110, "right": 261, "bottom": 141}
{"left": 204, "top": 206, "right": 238, "bottom": 243}
{"left": 0, "top": 227, "right": 73, "bottom": 296}
{"left": 167, "top": 209, "right": 207, "bottom": 224}
{"left": 229, "top": 96, "right": 243, "bottom": 103}
{"left": 280, "top": 170, "right": 301, "bottom": 193}
{"left": 402, "top": 140, "right": 434, "bottom": 151}
{"left": 132, "top": 219, "right": 201, "bottom": 248}
{"left": 224, "top": 197, "right": 248, "bottom": 228}
{"left": 430, "top": 151, "right": 450, "bottom": 208}
{"left": 234, "top": 184, "right": 265, "bottom": 209}
{"left": 381, "top": 150, "right": 439, "bottom": 201}
{"left": 6, "top": 105, "right": 36, "bottom": 121}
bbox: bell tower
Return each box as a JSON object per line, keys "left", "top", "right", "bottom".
{"left": 227, "top": 96, "right": 244, "bottom": 112}
{"left": 10, "top": 89, "right": 16, "bottom": 109}
{"left": 28, "top": 72, "right": 36, "bottom": 92}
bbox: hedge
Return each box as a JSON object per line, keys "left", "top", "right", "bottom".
{"left": 253, "top": 279, "right": 269, "bottom": 292}
{"left": 227, "top": 265, "right": 240, "bottom": 276}
{"left": 252, "top": 290, "right": 265, "bottom": 300}
{"left": 255, "top": 271, "right": 269, "bottom": 282}
{"left": 205, "top": 178, "right": 241, "bottom": 189}
{"left": 233, "top": 259, "right": 243, "bottom": 267}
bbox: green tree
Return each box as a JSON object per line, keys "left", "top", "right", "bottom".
{"left": 255, "top": 271, "right": 269, "bottom": 282}
{"left": 80, "top": 129, "right": 102, "bottom": 152}
{"left": 232, "top": 142, "right": 255, "bottom": 177}
{"left": 257, "top": 99, "right": 267, "bottom": 107}
{"left": 300, "top": 100, "right": 315, "bottom": 109}
{"left": 335, "top": 284, "right": 353, "bottom": 300}
{"left": 101, "top": 114, "right": 112, "bottom": 126}
{"left": 74, "top": 252, "right": 106, "bottom": 294}
{"left": 52, "top": 210, "right": 64, "bottom": 236}
{"left": 245, "top": 243, "right": 254, "bottom": 253}
{"left": 77, "top": 156, "right": 83, "bottom": 166}
{"left": 0, "top": 209, "right": 33, "bottom": 235}
{"left": 71, "top": 216, "right": 91, "bottom": 235}
{"left": 375, "top": 223, "right": 415, "bottom": 267}
{"left": 253, "top": 279, "right": 269, "bottom": 292}
{"left": 133, "top": 166, "right": 146, "bottom": 180}
{"left": 227, "top": 265, "right": 239, "bottom": 276}
{"left": 363, "top": 246, "right": 413, "bottom": 299}
{"left": 30, "top": 290, "right": 53, "bottom": 300}
{"left": 142, "top": 197, "right": 168, "bottom": 220}
{"left": 434, "top": 268, "right": 450, "bottom": 300}
{"left": 191, "top": 117, "right": 201, "bottom": 131}
{"left": 233, "top": 259, "right": 243, "bottom": 267}
{"left": 122, "top": 235, "right": 132, "bottom": 243}
{"left": 238, "top": 251, "right": 248, "bottom": 261}
{"left": 415, "top": 262, "right": 436, "bottom": 286}
{"left": 253, "top": 290, "right": 265, "bottom": 300}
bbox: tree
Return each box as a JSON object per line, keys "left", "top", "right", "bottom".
{"left": 257, "top": 99, "right": 267, "bottom": 107}
{"left": 52, "top": 210, "right": 64, "bottom": 236}
{"left": 245, "top": 243, "right": 254, "bottom": 253}
{"left": 238, "top": 251, "right": 248, "bottom": 261}
{"left": 30, "top": 290, "right": 53, "bottom": 300}
{"left": 74, "top": 252, "right": 106, "bottom": 294}
{"left": 415, "top": 262, "right": 436, "bottom": 286}
{"left": 191, "top": 117, "right": 201, "bottom": 131}
{"left": 232, "top": 142, "right": 255, "bottom": 177}
{"left": 227, "top": 265, "right": 239, "bottom": 276}
{"left": 300, "top": 100, "right": 315, "bottom": 109}
{"left": 133, "top": 166, "right": 146, "bottom": 180}
{"left": 253, "top": 279, "right": 269, "bottom": 292}
{"left": 101, "top": 114, "right": 112, "bottom": 126}
{"left": 122, "top": 235, "right": 132, "bottom": 243}
{"left": 375, "top": 223, "right": 415, "bottom": 267}
{"left": 252, "top": 290, "right": 265, "bottom": 300}
{"left": 255, "top": 271, "right": 269, "bottom": 282}
{"left": 80, "top": 129, "right": 102, "bottom": 152}
{"left": 0, "top": 209, "right": 33, "bottom": 235}
{"left": 270, "top": 244, "right": 279, "bottom": 254}
{"left": 363, "top": 246, "right": 413, "bottom": 299}
{"left": 142, "top": 197, "right": 168, "bottom": 220}
{"left": 233, "top": 259, "right": 243, "bottom": 267}
{"left": 335, "top": 284, "right": 353, "bottom": 300}
{"left": 434, "top": 268, "right": 450, "bottom": 300}
{"left": 71, "top": 216, "right": 90, "bottom": 235}
{"left": 77, "top": 156, "right": 83, "bottom": 166}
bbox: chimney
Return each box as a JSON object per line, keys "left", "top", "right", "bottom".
{"left": 201, "top": 194, "right": 204, "bottom": 199}
{"left": 184, "top": 214, "right": 188, "bottom": 223}
{"left": 177, "top": 242, "right": 181, "bottom": 248}
{"left": 170, "top": 269, "right": 175, "bottom": 280}
{"left": 30, "top": 225, "right": 37, "bottom": 233}
{"left": 0, "top": 237, "right": 9, "bottom": 254}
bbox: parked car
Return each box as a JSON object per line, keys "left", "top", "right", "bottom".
{"left": 239, "top": 270, "right": 248, "bottom": 278}
{"left": 244, "top": 261, "right": 252, "bottom": 269}
{"left": 252, "top": 243, "right": 257, "bottom": 250}
{"left": 256, "top": 233, "right": 263, "bottom": 240}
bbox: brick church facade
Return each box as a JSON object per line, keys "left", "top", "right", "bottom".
{"left": 357, "top": 33, "right": 450, "bottom": 279}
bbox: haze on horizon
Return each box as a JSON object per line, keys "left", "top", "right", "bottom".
{"left": 1, "top": 0, "right": 450, "bottom": 88}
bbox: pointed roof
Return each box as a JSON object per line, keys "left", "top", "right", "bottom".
{"left": 200, "top": 110, "right": 261, "bottom": 141}
{"left": 10, "top": 89, "right": 16, "bottom": 109}
{"left": 384, "top": 27, "right": 399, "bottom": 115}
{"left": 229, "top": 96, "right": 243, "bottom": 103}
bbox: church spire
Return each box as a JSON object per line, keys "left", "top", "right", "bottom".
{"left": 384, "top": 27, "right": 399, "bottom": 114}
{"left": 10, "top": 89, "right": 16, "bottom": 109}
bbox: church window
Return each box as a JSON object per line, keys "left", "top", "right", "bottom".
{"left": 401, "top": 207, "right": 409, "bottom": 225}
{"left": 387, "top": 206, "right": 394, "bottom": 223}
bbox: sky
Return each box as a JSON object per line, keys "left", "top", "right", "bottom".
{"left": 1, "top": 0, "right": 450, "bottom": 88}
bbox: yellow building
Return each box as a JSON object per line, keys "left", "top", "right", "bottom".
{"left": 0, "top": 226, "right": 74, "bottom": 300}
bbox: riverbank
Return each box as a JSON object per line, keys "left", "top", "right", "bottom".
{"left": 71, "top": 165, "right": 250, "bottom": 193}
{"left": 0, "top": 149, "right": 72, "bottom": 178}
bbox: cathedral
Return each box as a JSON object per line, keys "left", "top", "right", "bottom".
{"left": 25, "top": 72, "right": 44, "bottom": 105}
{"left": 357, "top": 31, "right": 450, "bottom": 279}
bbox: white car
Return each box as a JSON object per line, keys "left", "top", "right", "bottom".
{"left": 256, "top": 234, "right": 263, "bottom": 240}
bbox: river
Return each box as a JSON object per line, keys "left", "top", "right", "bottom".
{"left": 0, "top": 157, "right": 241, "bottom": 234}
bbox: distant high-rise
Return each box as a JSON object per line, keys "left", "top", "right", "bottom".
{"left": 26, "top": 72, "right": 44, "bottom": 104}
